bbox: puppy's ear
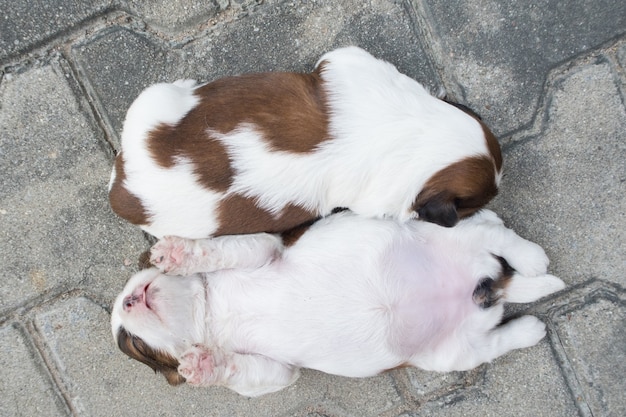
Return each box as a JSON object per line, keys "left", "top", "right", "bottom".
{"left": 116, "top": 327, "right": 186, "bottom": 386}
{"left": 415, "top": 196, "right": 459, "bottom": 228}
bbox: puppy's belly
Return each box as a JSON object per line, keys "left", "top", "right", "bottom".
{"left": 382, "top": 241, "right": 477, "bottom": 358}
{"left": 225, "top": 238, "right": 477, "bottom": 377}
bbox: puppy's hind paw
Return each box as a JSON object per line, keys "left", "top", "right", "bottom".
{"left": 508, "top": 315, "right": 547, "bottom": 349}
{"left": 150, "top": 236, "right": 199, "bottom": 275}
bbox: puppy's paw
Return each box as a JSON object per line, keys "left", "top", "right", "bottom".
{"left": 509, "top": 315, "right": 547, "bottom": 349}
{"left": 506, "top": 241, "right": 550, "bottom": 277}
{"left": 150, "top": 236, "right": 200, "bottom": 275}
{"left": 178, "top": 345, "right": 222, "bottom": 386}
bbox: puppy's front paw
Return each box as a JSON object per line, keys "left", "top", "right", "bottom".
{"left": 178, "top": 345, "right": 222, "bottom": 386}
{"left": 150, "top": 236, "right": 199, "bottom": 275}
{"left": 507, "top": 241, "right": 549, "bottom": 277}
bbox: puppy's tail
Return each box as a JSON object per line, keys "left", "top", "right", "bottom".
{"left": 473, "top": 257, "right": 565, "bottom": 308}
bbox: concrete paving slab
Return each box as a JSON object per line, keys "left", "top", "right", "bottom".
{"left": 0, "top": 60, "right": 148, "bottom": 312}
{"left": 553, "top": 296, "right": 626, "bottom": 417}
{"left": 0, "top": 0, "right": 115, "bottom": 62}
{"left": 404, "top": 339, "right": 579, "bottom": 417}
{"left": 125, "top": 0, "right": 222, "bottom": 33}
{"left": 0, "top": 323, "right": 68, "bottom": 416}
{"left": 416, "top": 0, "right": 626, "bottom": 135}
{"left": 488, "top": 60, "right": 626, "bottom": 286}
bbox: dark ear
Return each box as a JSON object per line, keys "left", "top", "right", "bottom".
{"left": 116, "top": 327, "right": 186, "bottom": 386}
{"left": 416, "top": 198, "right": 459, "bottom": 227}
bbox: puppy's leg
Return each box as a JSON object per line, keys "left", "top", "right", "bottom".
{"left": 447, "top": 315, "right": 548, "bottom": 371}
{"left": 458, "top": 211, "right": 550, "bottom": 277}
{"left": 471, "top": 315, "right": 547, "bottom": 366}
{"left": 178, "top": 345, "right": 299, "bottom": 397}
{"left": 151, "top": 233, "right": 283, "bottom": 275}
{"left": 504, "top": 273, "right": 565, "bottom": 303}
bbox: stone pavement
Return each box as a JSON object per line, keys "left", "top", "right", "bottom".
{"left": 0, "top": 1, "right": 624, "bottom": 416}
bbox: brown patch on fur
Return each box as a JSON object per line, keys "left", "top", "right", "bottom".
{"left": 109, "top": 152, "right": 149, "bottom": 225}
{"left": 214, "top": 194, "right": 317, "bottom": 236}
{"left": 147, "top": 68, "right": 330, "bottom": 193}
{"left": 147, "top": 121, "right": 233, "bottom": 193}
{"left": 472, "top": 256, "right": 514, "bottom": 308}
{"left": 412, "top": 156, "right": 499, "bottom": 227}
{"left": 116, "top": 327, "right": 185, "bottom": 386}
{"left": 193, "top": 69, "right": 330, "bottom": 153}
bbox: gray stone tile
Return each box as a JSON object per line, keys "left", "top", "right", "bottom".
{"left": 298, "top": 370, "right": 402, "bottom": 416}
{"left": 401, "top": 368, "right": 465, "bottom": 399}
{"left": 554, "top": 297, "right": 626, "bottom": 417}
{"left": 0, "top": 61, "right": 147, "bottom": 312}
{"left": 0, "top": 0, "right": 114, "bottom": 62}
{"left": 416, "top": 0, "right": 626, "bottom": 135}
{"left": 0, "top": 323, "right": 67, "bottom": 416}
{"left": 405, "top": 340, "right": 578, "bottom": 417}
{"left": 125, "top": 0, "right": 221, "bottom": 32}
{"left": 72, "top": 0, "right": 438, "bottom": 147}
{"left": 488, "top": 61, "right": 626, "bottom": 286}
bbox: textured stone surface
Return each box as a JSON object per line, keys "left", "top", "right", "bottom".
{"left": 489, "top": 62, "right": 626, "bottom": 286}
{"left": 554, "top": 297, "right": 626, "bottom": 417}
{"left": 0, "top": 0, "right": 114, "bottom": 62}
{"left": 407, "top": 340, "right": 578, "bottom": 417}
{"left": 0, "top": 323, "right": 67, "bottom": 415}
{"left": 0, "top": 61, "right": 147, "bottom": 312}
{"left": 417, "top": 0, "right": 626, "bottom": 135}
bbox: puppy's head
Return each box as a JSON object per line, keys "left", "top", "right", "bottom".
{"left": 412, "top": 99, "right": 502, "bottom": 227}
{"left": 111, "top": 268, "right": 206, "bottom": 385}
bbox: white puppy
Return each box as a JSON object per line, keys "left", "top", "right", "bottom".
{"left": 109, "top": 46, "right": 502, "bottom": 238}
{"left": 111, "top": 210, "right": 564, "bottom": 397}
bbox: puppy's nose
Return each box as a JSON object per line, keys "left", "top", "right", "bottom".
{"left": 123, "top": 294, "right": 140, "bottom": 311}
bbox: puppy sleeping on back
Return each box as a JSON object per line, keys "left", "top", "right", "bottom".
{"left": 108, "top": 46, "right": 502, "bottom": 239}
{"left": 111, "top": 210, "right": 565, "bottom": 397}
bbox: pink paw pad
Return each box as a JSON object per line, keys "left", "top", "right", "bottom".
{"left": 150, "top": 236, "right": 190, "bottom": 273}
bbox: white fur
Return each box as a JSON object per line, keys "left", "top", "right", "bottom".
{"left": 110, "top": 46, "right": 498, "bottom": 238}
{"left": 112, "top": 210, "right": 565, "bottom": 396}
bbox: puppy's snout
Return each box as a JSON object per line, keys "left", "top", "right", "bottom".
{"left": 123, "top": 294, "right": 140, "bottom": 311}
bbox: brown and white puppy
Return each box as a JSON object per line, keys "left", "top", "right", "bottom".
{"left": 111, "top": 210, "right": 565, "bottom": 396}
{"left": 109, "top": 46, "right": 502, "bottom": 239}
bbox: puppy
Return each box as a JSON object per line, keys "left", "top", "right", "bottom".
{"left": 111, "top": 210, "right": 564, "bottom": 397}
{"left": 109, "top": 46, "right": 502, "bottom": 239}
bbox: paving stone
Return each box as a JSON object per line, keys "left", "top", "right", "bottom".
{"left": 553, "top": 297, "right": 626, "bottom": 417}
{"left": 0, "top": 61, "right": 147, "bottom": 312}
{"left": 488, "top": 61, "right": 626, "bottom": 286}
{"left": 402, "top": 368, "right": 465, "bottom": 399}
{"left": 417, "top": 0, "right": 626, "bottom": 135}
{"left": 404, "top": 339, "right": 578, "bottom": 417}
{"left": 125, "top": 0, "right": 221, "bottom": 32}
{"left": 0, "top": 323, "right": 68, "bottom": 416}
{"left": 72, "top": 0, "right": 438, "bottom": 147}
{"left": 0, "top": 0, "right": 114, "bottom": 62}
